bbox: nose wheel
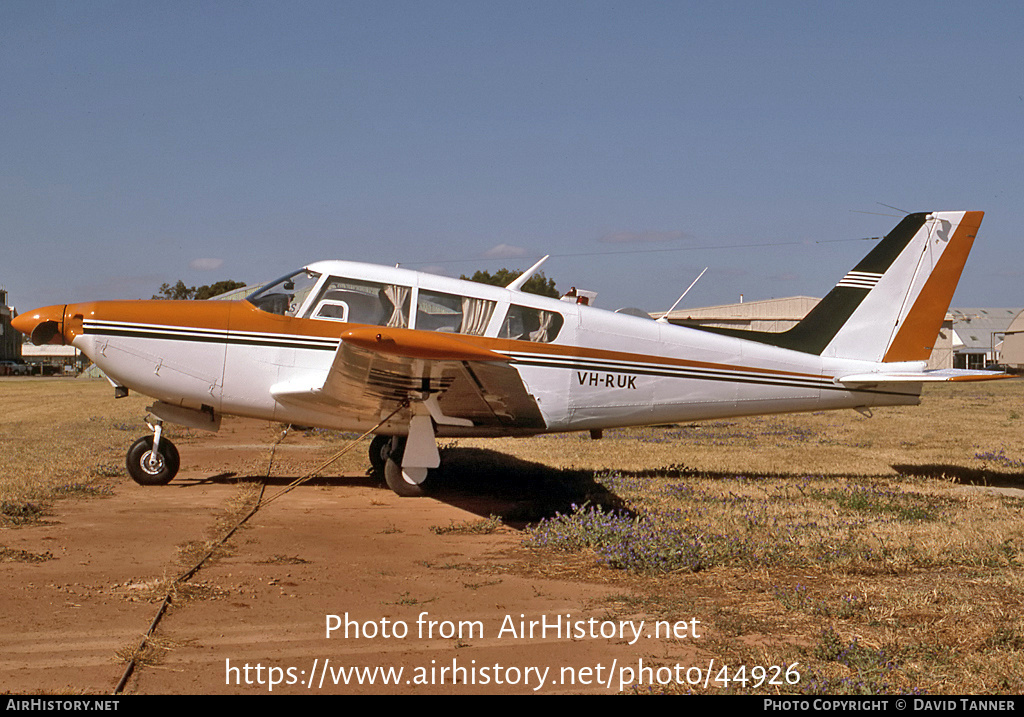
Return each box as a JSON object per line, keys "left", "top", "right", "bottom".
{"left": 126, "top": 421, "right": 180, "bottom": 486}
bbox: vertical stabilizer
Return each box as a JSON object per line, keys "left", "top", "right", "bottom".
{"left": 686, "top": 211, "right": 983, "bottom": 362}
{"left": 823, "top": 211, "right": 982, "bottom": 362}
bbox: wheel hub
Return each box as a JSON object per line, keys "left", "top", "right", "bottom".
{"left": 142, "top": 450, "right": 165, "bottom": 475}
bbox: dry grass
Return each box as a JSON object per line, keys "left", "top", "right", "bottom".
{"left": 3, "top": 376, "right": 1023, "bottom": 693}
{"left": 0, "top": 378, "right": 153, "bottom": 526}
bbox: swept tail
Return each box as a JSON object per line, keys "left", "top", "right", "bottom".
{"left": 692, "top": 211, "right": 983, "bottom": 362}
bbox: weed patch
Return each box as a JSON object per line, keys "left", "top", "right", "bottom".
{"left": 773, "top": 585, "right": 867, "bottom": 619}
{"left": 814, "top": 484, "right": 939, "bottom": 522}
{"left": 526, "top": 504, "right": 706, "bottom": 573}
{"left": 975, "top": 449, "right": 1024, "bottom": 470}
{"left": 53, "top": 482, "right": 115, "bottom": 498}
{"left": 801, "top": 628, "right": 907, "bottom": 695}
{"left": 0, "top": 546, "right": 54, "bottom": 563}
{"left": 431, "top": 515, "right": 504, "bottom": 535}
{"left": 1, "top": 501, "right": 46, "bottom": 526}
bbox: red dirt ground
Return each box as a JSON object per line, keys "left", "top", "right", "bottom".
{"left": 1, "top": 419, "right": 706, "bottom": 695}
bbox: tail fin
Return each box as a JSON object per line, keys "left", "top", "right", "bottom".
{"left": 692, "top": 211, "right": 984, "bottom": 362}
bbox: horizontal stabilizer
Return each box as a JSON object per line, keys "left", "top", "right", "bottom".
{"left": 838, "top": 369, "right": 1011, "bottom": 386}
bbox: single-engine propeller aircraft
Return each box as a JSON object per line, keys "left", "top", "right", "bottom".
{"left": 14, "top": 211, "right": 1005, "bottom": 496}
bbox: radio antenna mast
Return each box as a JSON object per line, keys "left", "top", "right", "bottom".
{"left": 657, "top": 267, "right": 708, "bottom": 323}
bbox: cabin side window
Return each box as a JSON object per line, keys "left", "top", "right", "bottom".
{"left": 306, "top": 277, "right": 411, "bottom": 328}
{"left": 499, "top": 305, "right": 564, "bottom": 343}
{"left": 415, "top": 290, "right": 496, "bottom": 336}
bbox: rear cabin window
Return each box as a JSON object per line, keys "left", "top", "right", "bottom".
{"left": 499, "top": 305, "right": 564, "bottom": 343}
{"left": 415, "top": 290, "right": 496, "bottom": 335}
{"left": 307, "top": 277, "right": 411, "bottom": 328}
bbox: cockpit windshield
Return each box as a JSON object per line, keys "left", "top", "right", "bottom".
{"left": 246, "top": 269, "right": 322, "bottom": 317}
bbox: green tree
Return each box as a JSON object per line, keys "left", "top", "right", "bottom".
{"left": 461, "top": 269, "right": 559, "bottom": 298}
{"left": 152, "top": 280, "right": 195, "bottom": 300}
{"left": 194, "top": 280, "right": 248, "bottom": 300}
{"left": 153, "top": 280, "right": 247, "bottom": 300}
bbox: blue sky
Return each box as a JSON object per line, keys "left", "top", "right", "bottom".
{"left": 3, "top": 1, "right": 1023, "bottom": 314}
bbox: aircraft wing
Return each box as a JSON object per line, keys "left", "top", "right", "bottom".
{"left": 271, "top": 326, "right": 547, "bottom": 432}
{"left": 837, "top": 369, "right": 1012, "bottom": 386}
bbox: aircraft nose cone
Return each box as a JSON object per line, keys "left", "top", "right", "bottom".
{"left": 11, "top": 305, "right": 67, "bottom": 345}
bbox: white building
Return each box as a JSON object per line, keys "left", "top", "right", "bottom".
{"left": 948, "top": 308, "right": 1022, "bottom": 370}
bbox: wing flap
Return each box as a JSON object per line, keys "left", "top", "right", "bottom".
{"left": 273, "top": 329, "right": 546, "bottom": 432}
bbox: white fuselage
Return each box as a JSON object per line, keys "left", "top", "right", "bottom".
{"left": 70, "top": 260, "right": 921, "bottom": 438}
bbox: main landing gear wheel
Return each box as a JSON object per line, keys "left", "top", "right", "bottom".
{"left": 126, "top": 435, "right": 180, "bottom": 486}
{"left": 381, "top": 437, "right": 431, "bottom": 498}
{"left": 368, "top": 434, "right": 391, "bottom": 476}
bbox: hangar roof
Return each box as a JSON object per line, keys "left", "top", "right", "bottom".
{"left": 948, "top": 308, "right": 1023, "bottom": 351}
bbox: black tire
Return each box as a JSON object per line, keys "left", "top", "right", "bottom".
{"left": 381, "top": 437, "right": 430, "bottom": 497}
{"left": 126, "top": 435, "right": 180, "bottom": 486}
{"left": 368, "top": 434, "right": 391, "bottom": 475}
{"left": 383, "top": 458, "right": 429, "bottom": 497}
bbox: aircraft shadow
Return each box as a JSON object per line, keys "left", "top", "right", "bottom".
{"left": 178, "top": 472, "right": 383, "bottom": 489}
{"left": 628, "top": 463, "right": 1024, "bottom": 492}
{"left": 892, "top": 463, "right": 1024, "bottom": 490}
{"left": 422, "top": 447, "right": 631, "bottom": 528}
{"left": 170, "top": 458, "right": 1024, "bottom": 533}
{"left": 174, "top": 448, "right": 631, "bottom": 529}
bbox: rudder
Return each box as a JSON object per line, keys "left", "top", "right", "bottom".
{"left": 825, "top": 210, "right": 983, "bottom": 362}
{"left": 686, "top": 211, "right": 984, "bottom": 362}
